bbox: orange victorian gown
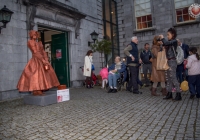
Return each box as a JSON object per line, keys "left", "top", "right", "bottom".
{"left": 17, "top": 40, "right": 60, "bottom": 92}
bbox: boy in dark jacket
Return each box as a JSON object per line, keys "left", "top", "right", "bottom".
{"left": 140, "top": 43, "right": 152, "bottom": 86}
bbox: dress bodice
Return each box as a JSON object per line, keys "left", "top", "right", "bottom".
{"left": 28, "top": 40, "right": 44, "bottom": 54}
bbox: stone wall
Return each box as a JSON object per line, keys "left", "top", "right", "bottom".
{"left": 61, "top": 0, "right": 104, "bottom": 86}
{"left": 118, "top": 0, "right": 200, "bottom": 55}
{"left": 0, "top": 0, "right": 27, "bottom": 100}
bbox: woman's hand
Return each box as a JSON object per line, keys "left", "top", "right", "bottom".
{"left": 159, "top": 35, "right": 164, "bottom": 39}
{"left": 87, "top": 68, "right": 89, "bottom": 71}
{"left": 43, "top": 60, "right": 49, "bottom": 65}
{"left": 158, "top": 41, "right": 163, "bottom": 45}
{"left": 184, "top": 60, "right": 188, "bottom": 65}
{"left": 38, "top": 41, "right": 43, "bottom": 47}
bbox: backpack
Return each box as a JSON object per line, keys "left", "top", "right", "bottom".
{"left": 172, "top": 46, "right": 184, "bottom": 65}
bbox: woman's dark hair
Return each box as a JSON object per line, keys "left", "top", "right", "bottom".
{"left": 167, "top": 27, "right": 177, "bottom": 39}
{"left": 86, "top": 50, "right": 93, "bottom": 56}
{"left": 189, "top": 47, "right": 199, "bottom": 60}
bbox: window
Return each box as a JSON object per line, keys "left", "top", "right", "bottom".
{"left": 105, "top": 0, "right": 110, "bottom": 21}
{"left": 102, "top": 0, "right": 119, "bottom": 65}
{"left": 175, "top": 0, "right": 195, "bottom": 23}
{"left": 135, "top": 0, "right": 152, "bottom": 30}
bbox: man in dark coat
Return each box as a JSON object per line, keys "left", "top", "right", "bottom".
{"left": 124, "top": 36, "right": 142, "bottom": 94}
{"left": 176, "top": 39, "right": 189, "bottom": 83}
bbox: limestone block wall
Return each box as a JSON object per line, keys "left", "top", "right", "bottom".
{"left": 66, "top": 0, "right": 104, "bottom": 86}
{"left": 0, "top": 0, "right": 27, "bottom": 100}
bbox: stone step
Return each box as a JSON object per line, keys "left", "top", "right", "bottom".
{"left": 23, "top": 91, "right": 57, "bottom": 106}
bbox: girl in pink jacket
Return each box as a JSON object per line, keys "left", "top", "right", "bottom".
{"left": 100, "top": 67, "right": 109, "bottom": 88}
{"left": 186, "top": 47, "right": 200, "bottom": 99}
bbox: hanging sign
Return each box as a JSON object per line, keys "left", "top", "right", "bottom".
{"left": 56, "top": 49, "right": 62, "bottom": 59}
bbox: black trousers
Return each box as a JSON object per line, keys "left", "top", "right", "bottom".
{"left": 128, "top": 66, "right": 139, "bottom": 92}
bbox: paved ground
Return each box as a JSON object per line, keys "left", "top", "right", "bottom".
{"left": 0, "top": 87, "right": 199, "bottom": 140}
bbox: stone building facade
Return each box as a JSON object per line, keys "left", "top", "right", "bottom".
{"left": 117, "top": 0, "right": 200, "bottom": 55}
{"left": 0, "top": 0, "right": 104, "bottom": 100}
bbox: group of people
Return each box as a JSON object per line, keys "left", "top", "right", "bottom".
{"left": 84, "top": 27, "right": 200, "bottom": 101}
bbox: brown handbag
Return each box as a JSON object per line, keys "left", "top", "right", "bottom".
{"left": 156, "top": 49, "right": 169, "bottom": 70}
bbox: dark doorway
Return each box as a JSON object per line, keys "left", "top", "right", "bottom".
{"left": 38, "top": 27, "right": 70, "bottom": 87}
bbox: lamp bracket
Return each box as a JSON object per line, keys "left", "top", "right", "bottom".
{"left": 88, "top": 40, "right": 96, "bottom": 47}
{"left": 0, "top": 23, "right": 7, "bottom": 34}
{"left": 88, "top": 41, "right": 93, "bottom": 47}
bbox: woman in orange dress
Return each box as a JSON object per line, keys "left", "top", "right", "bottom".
{"left": 17, "top": 30, "right": 60, "bottom": 95}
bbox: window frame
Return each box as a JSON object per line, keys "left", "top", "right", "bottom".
{"left": 172, "top": 0, "right": 200, "bottom": 25}
{"left": 175, "top": 6, "right": 196, "bottom": 23}
{"left": 134, "top": 0, "right": 154, "bottom": 31}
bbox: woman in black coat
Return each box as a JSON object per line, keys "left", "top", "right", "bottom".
{"left": 159, "top": 28, "right": 182, "bottom": 101}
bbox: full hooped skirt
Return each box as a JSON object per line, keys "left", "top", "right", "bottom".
{"left": 17, "top": 57, "right": 60, "bottom": 92}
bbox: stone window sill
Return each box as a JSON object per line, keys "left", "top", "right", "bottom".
{"left": 173, "top": 20, "right": 200, "bottom": 27}
{"left": 133, "top": 27, "right": 156, "bottom": 34}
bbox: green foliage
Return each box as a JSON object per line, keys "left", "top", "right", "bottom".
{"left": 90, "top": 39, "right": 112, "bottom": 55}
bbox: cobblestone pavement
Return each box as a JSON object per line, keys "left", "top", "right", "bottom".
{"left": 0, "top": 87, "right": 199, "bottom": 140}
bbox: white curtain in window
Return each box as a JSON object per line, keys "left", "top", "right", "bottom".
{"left": 135, "top": 0, "right": 151, "bottom": 17}
{"left": 174, "top": 0, "right": 195, "bottom": 9}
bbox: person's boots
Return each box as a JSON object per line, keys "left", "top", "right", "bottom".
{"left": 162, "top": 88, "right": 167, "bottom": 96}
{"left": 174, "top": 92, "right": 182, "bottom": 101}
{"left": 37, "top": 90, "right": 45, "bottom": 96}
{"left": 163, "top": 92, "right": 173, "bottom": 99}
{"left": 151, "top": 88, "right": 158, "bottom": 96}
{"left": 32, "top": 91, "right": 39, "bottom": 96}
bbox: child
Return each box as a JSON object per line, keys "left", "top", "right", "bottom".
{"left": 99, "top": 67, "right": 109, "bottom": 89}
{"left": 186, "top": 47, "right": 200, "bottom": 99}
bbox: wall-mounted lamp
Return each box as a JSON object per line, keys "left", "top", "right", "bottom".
{"left": 0, "top": 5, "right": 14, "bottom": 34}
{"left": 88, "top": 30, "right": 99, "bottom": 46}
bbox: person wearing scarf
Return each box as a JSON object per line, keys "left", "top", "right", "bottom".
{"left": 107, "top": 56, "right": 126, "bottom": 93}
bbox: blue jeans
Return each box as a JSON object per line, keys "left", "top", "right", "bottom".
{"left": 188, "top": 74, "right": 200, "bottom": 97}
{"left": 108, "top": 73, "right": 120, "bottom": 88}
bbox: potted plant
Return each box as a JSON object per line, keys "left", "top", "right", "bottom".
{"left": 90, "top": 39, "right": 112, "bottom": 68}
